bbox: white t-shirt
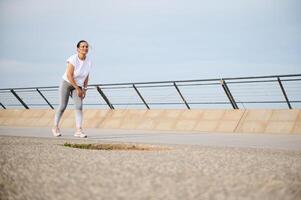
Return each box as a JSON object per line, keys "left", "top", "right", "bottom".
{"left": 62, "top": 54, "right": 92, "bottom": 87}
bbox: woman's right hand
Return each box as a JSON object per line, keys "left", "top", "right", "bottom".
{"left": 76, "top": 87, "right": 84, "bottom": 98}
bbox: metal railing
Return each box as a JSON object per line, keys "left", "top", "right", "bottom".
{"left": 0, "top": 74, "right": 300, "bottom": 109}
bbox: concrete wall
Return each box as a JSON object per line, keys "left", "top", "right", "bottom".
{"left": 0, "top": 109, "right": 300, "bottom": 134}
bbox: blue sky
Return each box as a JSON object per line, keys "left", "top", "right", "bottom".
{"left": 0, "top": 0, "right": 300, "bottom": 88}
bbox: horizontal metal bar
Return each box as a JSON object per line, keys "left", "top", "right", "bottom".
{"left": 280, "top": 78, "right": 301, "bottom": 82}
{"left": 236, "top": 101, "right": 301, "bottom": 104}
{"left": 80, "top": 103, "right": 116, "bottom": 106}
{"left": 1, "top": 74, "right": 301, "bottom": 91}
{"left": 0, "top": 85, "right": 59, "bottom": 91}
{"left": 0, "top": 91, "right": 14, "bottom": 94}
{"left": 99, "top": 84, "right": 175, "bottom": 90}
{"left": 222, "top": 74, "right": 301, "bottom": 81}
{"left": 89, "top": 79, "right": 220, "bottom": 87}
{"left": 88, "top": 100, "right": 301, "bottom": 105}
{"left": 100, "top": 86, "right": 135, "bottom": 90}
{"left": 176, "top": 82, "right": 220, "bottom": 87}
{"left": 2, "top": 99, "right": 301, "bottom": 108}
{"left": 34, "top": 88, "right": 59, "bottom": 92}
{"left": 226, "top": 80, "right": 278, "bottom": 84}
{"left": 129, "top": 84, "right": 174, "bottom": 89}
{"left": 223, "top": 78, "right": 301, "bottom": 85}
{"left": 87, "top": 74, "right": 301, "bottom": 88}
{"left": 10, "top": 89, "right": 41, "bottom": 93}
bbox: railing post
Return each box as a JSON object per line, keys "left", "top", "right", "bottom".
{"left": 0, "top": 102, "right": 6, "bottom": 109}
{"left": 173, "top": 82, "right": 190, "bottom": 109}
{"left": 220, "top": 79, "right": 238, "bottom": 109}
{"left": 10, "top": 89, "right": 29, "bottom": 109}
{"left": 277, "top": 77, "right": 292, "bottom": 109}
{"left": 133, "top": 84, "right": 150, "bottom": 109}
{"left": 36, "top": 88, "right": 54, "bottom": 109}
{"left": 96, "top": 86, "right": 114, "bottom": 109}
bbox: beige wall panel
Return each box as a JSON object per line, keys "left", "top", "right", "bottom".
{"left": 155, "top": 119, "right": 177, "bottom": 131}
{"left": 216, "top": 121, "right": 239, "bottom": 133}
{"left": 175, "top": 119, "right": 198, "bottom": 131}
{"left": 237, "top": 121, "right": 267, "bottom": 133}
{"left": 12, "top": 118, "right": 29, "bottom": 126}
{"left": 126, "top": 109, "right": 147, "bottom": 117}
{"left": 91, "top": 110, "right": 111, "bottom": 128}
{"left": 144, "top": 110, "right": 165, "bottom": 118}
{"left": 83, "top": 119, "right": 99, "bottom": 128}
{"left": 42, "top": 110, "right": 56, "bottom": 118}
{"left": 2, "top": 118, "right": 17, "bottom": 126}
{"left": 110, "top": 110, "right": 128, "bottom": 118}
{"left": 100, "top": 118, "right": 123, "bottom": 129}
{"left": 119, "top": 122, "right": 137, "bottom": 129}
{"left": 136, "top": 119, "right": 156, "bottom": 130}
{"left": 269, "top": 110, "right": 299, "bottom": 121}
{"left": 5, "top": 110, "right": 25, "bottom": 118}
{"left": 194, "top": 121, "right": 219, "bottom": 132}
{"left": 36, "top": 118, "right": 52, "bottom": 127}
{"left": 202, "top": 110, "right": 225, "bottom": 120}
{"left": 292, "top": 123, "right": 301, "bottom": 134}
{"left": 21, "top": 110, "right": 45, "bottom": 118}
{"left": 0, "top": 110, "right": 12, "bottom": 118}
{"left": 162, "top": 110, "right": 183, "bottom": 119}
{"left": 0, "top": 117, "right": 7, "bottom": 125}
{"left": 0, "top": 109, "right": 300, "bottom": 134}
{"left": 295, "top": 111, "right": 301, "bottom": 122}
{"left": 180, "top": 110, "right": 203, "bottom": 120}
{"left": 83, "top": 109, "right": 99, "bottom": 119}
{"left": 265, "top": 122, "right": 295, "bottom": 134}
{"left": 222, "top": 110, "right": 245, "bottom": 120}
{"left": 119, "top": 117, "right": 144, "bottom": 129}
{"left": 0, "top": 110, "right": 8, "bottom": 117}
{"left": 244, "top": 110, "right": 273, "bottom": 121}
{"left": 60, "top": 118, "right": 76, "bottom": 128}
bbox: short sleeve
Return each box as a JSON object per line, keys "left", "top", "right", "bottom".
{"left": 66, "top": 55, "right": 76, "bottom": 66}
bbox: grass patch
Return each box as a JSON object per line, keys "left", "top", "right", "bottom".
{"left": 63, "top": 142, "right": 168, "bottom": 151}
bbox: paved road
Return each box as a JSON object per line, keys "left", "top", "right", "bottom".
{"left": 1, "top": 126, "right": 301, "bottom": 151}
{"left": 1, "top": 127, "right": 301, "bottom": 200}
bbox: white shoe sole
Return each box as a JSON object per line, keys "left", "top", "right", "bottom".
{"left": 52, "top": 129, "right": 61, "bottom": 137}
{"left": 74, "top": 134, "right": 87, "bottom": 138}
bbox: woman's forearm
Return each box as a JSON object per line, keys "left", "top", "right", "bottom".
{"left": 67, "top": 74, "right": 80, "bottom": 89}
{"left": 66, "top": 63, "right": 80, "bottom": 89}
{"left": 83, "top": 75, "right": 89, "bottom": 88}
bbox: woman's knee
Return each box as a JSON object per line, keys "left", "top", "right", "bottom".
{"left": 75, "top": 104, "right": 82, "bottom": 111}
{"left": 57, "top": 105, "right": 67, "bottom": 113}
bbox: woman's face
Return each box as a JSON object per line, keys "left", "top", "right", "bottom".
{"left": 77, "top": 42, "right": 89, "bottom": 55}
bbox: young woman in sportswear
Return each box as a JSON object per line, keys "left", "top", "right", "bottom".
{"left": 52, "top": 40, "right": 92, "bottom": 138}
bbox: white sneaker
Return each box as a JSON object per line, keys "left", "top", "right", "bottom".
{"left": 74, "top": 130, "right": 87, "bottom": 138}
{"left": 52, "top": 127, "right": 61, "bottom": 137}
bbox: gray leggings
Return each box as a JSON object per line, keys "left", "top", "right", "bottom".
{"left": 54, "top": 80, "right": 83, "bottom": 128}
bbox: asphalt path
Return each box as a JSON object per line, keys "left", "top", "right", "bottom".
{"left": 1, "top": 126, "right": 301, "bottom": 151}
{"left": 1, "top": 127, "right": 301, "bottom": 200}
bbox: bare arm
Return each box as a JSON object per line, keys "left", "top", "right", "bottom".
{"left": 82, "top": 75, "right": 89, "bottom": 99}
{"left": 83, "top": 74, "right": 89, "bottom": 89}
{"left": 66, "top": 63, "right": 83, "bottom": 98}
{"left": 66, "top": 63, "right": 79, "bottom": 89}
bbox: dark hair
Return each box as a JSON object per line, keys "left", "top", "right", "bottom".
{"left": 76, "top": 40, "right": 88, "bottom": 48}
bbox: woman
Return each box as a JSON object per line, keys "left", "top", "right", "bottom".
{"left": 52, "top": 40, "right": 92, "bottom": 138}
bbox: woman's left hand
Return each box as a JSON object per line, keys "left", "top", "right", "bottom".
{"left": 82, "top": 90, "right": 86, "bottom": 99}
